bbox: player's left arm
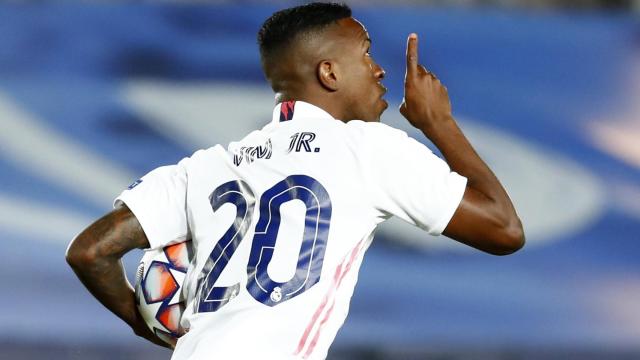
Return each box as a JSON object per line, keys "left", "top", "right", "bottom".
{"left": 65, "top": 204, "right": 171, "bottom": 349}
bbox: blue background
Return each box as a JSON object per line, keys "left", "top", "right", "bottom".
{"left": 1, "top": 2, "right": 639, "bottom": 358}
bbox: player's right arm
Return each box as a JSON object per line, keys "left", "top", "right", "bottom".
{"left": 65, "top": 204, "right": 172, "bottom": 348}
{"left": 400, "top": 33, "right": 525, "bottom": 255}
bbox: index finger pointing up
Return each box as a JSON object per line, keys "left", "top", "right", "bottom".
{"left": 406, "top": 33, "right": 418, "bottom": 76}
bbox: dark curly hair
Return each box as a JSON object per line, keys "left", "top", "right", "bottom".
{"left": 257, "top": 2, "right": 352, "bottom": 68}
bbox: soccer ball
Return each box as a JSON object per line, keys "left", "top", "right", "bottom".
{"left": 135, "top": 240, "right": 193, "bottom": 346}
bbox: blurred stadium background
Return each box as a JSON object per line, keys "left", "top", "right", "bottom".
{"left": 1, "top": 0, "right": 639, "bottom": 359}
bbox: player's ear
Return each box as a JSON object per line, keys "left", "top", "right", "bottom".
{"left": 317, "top": 60, "right": 339, "bottom": 92}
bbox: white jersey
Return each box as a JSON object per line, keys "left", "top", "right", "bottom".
{"left": 115, "top": 101, "right": 467, "bottom": 360}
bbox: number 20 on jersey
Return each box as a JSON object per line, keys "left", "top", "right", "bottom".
{"left": 195, "top": 175, "right": 332, "bottom": 313}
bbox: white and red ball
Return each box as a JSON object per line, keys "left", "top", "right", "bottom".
{"left": 135, "top": 241, "right": 193, "bottom": 346}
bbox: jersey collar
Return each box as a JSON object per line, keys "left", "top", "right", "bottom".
{"left": 271, "top": 101, "right": 335, "bottom": 124}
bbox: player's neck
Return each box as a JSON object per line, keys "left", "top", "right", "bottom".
{"left": 274, "top": 92, "right": 347, "bottom": 122}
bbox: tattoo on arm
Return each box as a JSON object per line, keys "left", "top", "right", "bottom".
{"left": 66, "top": 205, "right": 170, "bottom": 348}
{"left": 88, "top": 204, "right": 150, "bottom": 260}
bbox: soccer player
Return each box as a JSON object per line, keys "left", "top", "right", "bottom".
{"left": 66, "top": 3, "right": 524, "bottom": 359}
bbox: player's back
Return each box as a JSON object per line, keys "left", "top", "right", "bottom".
{"left": 117, "top": 101, "right": 466, "bottom": 359}
{"left": 175, "top": 101, "right": 385, "bottom": 360}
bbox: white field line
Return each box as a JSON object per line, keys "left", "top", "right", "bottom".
{"left": 0, "top": 91, "right": 134, "bottom": 207}
{"left": 0, "top": 192, "right": 94, "bottom": 245}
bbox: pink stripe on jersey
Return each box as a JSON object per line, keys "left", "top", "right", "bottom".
{"left": 295, "top": 239, "right": 367, "bottom": 357}
{"left": 295, "top": 261, "right": 345, "bottom": 355}
{"left": 303, "top": 240, "right": 366, "bottom": 359}
{"left": 304, "top": 300, "right": 337, "bottom": 359}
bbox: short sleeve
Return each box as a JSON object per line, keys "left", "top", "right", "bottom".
{"left": 114, "top": 160, "right": 190, "bottom": 249}
{"left": 363, "top": 123, "right": 467, "bottom": 236}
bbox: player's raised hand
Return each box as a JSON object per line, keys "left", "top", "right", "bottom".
{"left": 399, "top": 33, "right": 453, "bottom": 131}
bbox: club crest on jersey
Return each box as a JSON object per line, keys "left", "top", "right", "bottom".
{"left": 279, "top": 101, "right": 295, "bottom": 122}
{"left": 233, "top": 139, "right": 273, "bottom": 166}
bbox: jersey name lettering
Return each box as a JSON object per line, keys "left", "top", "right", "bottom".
{"left": 288, "top": 132, "right": 320, "bottom": 153}
{"left": 233, "top": 139, "right": 273, "bottom": 166}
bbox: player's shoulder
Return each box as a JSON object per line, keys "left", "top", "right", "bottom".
{"left": 179, "top": 144, "right": 227, "bottom": 169}
{"left": 345, "top": 119, "right": 408, "bottom": 135}
{"left": 343, "top": 120, "right": 411, "bottom": 145}
{"left": 227, "top": 127, "right": 270, "bottom": 150}
{"left": 178, "top": 126, "right": 274, "bottom": 171}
